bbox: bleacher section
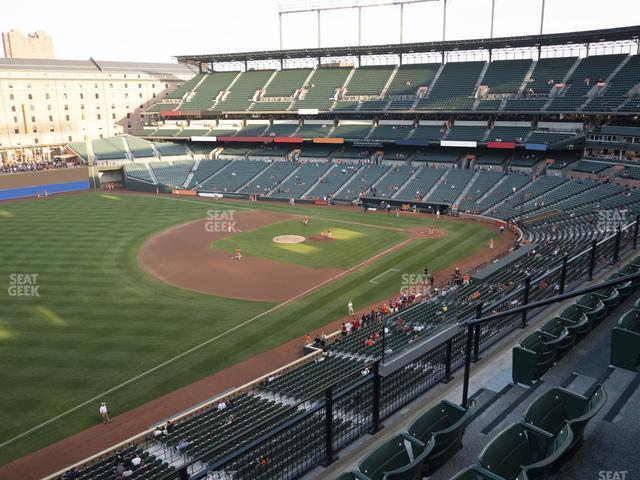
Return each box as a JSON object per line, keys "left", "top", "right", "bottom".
{"left": 263, "top": 123, "right": 299, "bottom": 137}
{"left": 445, "top": 125, "right": 488, "bottom": 142}
{"left": 271, "top": 162, "right": 333, "bottom": 198}
{"left": 571, "top": 160, "right": 611, "bottom": 174}
{"left": 395, "top": 167, "right": 445, "bottom": 200}
{"left": 92, "top": 137, "right": 127, "bottom": 161}
{"left": 126, "top": 135, "right": 155, "bottom": 158}
{"left": 425, "top": 169, "right": 475, "bottom": 204}
{"left": 305, "top": 164, "right": 361, "bottom": 199}
{"left": 547, "top": 54, "right": 627, "bottom": 111}
{"left": 334, "top": 164, "right": 389, "bottom": 201}
{"left": 292, "top": 68, "right": 352, "bottom": 111}
{"left": 474, "top": 172, "right": 531, "bottom": 212}
{"left": 485, "top": 126, "right": 531, "bottom": 142}
{"left": 150, "top": 161, "right": 194, "bottom": 188}
{"left": 416, "top": 61, "right": 484, "bottom": 110}
{"left": 370, "top": 164, "right": 414, "bottom": 199}
{"left": 179, "top": 72, "right": 238, "bottom": 111}
{"left": 411, "top": 124, "right": 447, "bottom": 142}
{"left": 368, "top": 124, "right": 413, "bottom": 141}
{"left": 480, "top": 59, "right": 532, "bottom": 94}
{"left": 526, "top": 57, "right": 578, "bottom": 95}
{"left": 330, "top": 124, "right": 372, "bottom": 139}
{"left": 527, "top": 129, "right": 579, "bottom": 145}
{"left": 260, "top": 69, "right": 310, "bottom": 97}
{"left": 216, "top": 70, "right": 275, "bottom": 112}
{"left": 457, "top": 170, "right": 505, "bottom": 212}
{"left": 144, "top": 55, "right": 639, "bottom": 115}
{"left": 187, "top": 160, "right": 230, "bottom": 188}
{"left": 198, "top": 160, "right": 269, "bottom": 192}
{"left": 165, "top": 73, "right": 205, "bottom": 100}
{"left": 584, "top": 54, "right": 640, "bottom": 112}
{"left": 295, "top": 123, "right": 333, "bottom": 138}
{"left": 251, "top": 68, "right": 311, "bottom": 112}
{"left": 240, "top": 161, "right": 300, "bottom": 195}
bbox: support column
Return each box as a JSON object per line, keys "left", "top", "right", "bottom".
{"left": 540, "top": 0, "right": 546, "bottom": 35}
{"left": 442, "top": 0, "right": 447, "bottom": 41}
{"left": 317, "top": 10, "right": 321, "bottom": 48}
{"left": 400, "top": 3, "right": 404, "bottom": 44}
{"left": 490, "top": 0, "right": 496, "bottom": 39}
{"left": 279, "top": 12, "right": 283, "bottom": 50}
{"left": 358, "top": 6, "right": 362, "bottom": 46}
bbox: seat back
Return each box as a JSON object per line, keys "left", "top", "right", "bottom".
{"left": 524, "top": 389, "right": 570, "bottom": 435}
{"left": 619, "top": 309, "right": 640, "bottom": 333}
{"left": 559, "top": 304, "right": 582, "bottom": 321}
{"left": 540, "top": 317, "right": 565, "bottom": 337}
{"left": 385, "top": 438, "right": 432, "bottom": 480}
{"left": 479, "top": 423, "right": 533, "bottom": 479}
{"left": 522, "top": 422, "right": 573, "bottom": 480}
{"left": 406, "top": 401, "right": 458, "bottom": 445}
{"left": 359, "top": 436, "right": 410, "bottom": 480}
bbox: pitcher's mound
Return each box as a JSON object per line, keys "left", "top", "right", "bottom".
{"left": 273, "top": 235, "right": 306, "bottom": 244}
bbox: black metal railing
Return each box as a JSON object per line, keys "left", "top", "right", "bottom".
{"left": 150, "top": 216, "right": 640, "bottom": 480}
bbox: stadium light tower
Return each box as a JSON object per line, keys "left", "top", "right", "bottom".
{"left": 278, "top": 0, "right": 440, "bottom": 49}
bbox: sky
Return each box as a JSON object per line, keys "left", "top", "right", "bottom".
{"left": 1, "top": 0, "right": 639, "bottom": 63}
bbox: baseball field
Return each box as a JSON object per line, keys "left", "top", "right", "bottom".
{"left": 0, "top": 191, "right": 500, "bottom": 468}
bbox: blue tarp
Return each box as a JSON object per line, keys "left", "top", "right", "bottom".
{"left": 0, "top": 180, "right": 90, "bottom": 200}
{"left": 524, "top": 143, "right": 548, "bottom": 151}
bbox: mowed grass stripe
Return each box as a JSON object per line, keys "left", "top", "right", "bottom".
{"left": 0, "top": 192, "right": 494, "bottom": 465}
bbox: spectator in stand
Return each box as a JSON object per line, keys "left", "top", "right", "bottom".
{"left": 176, "top": 439, "right": 190, "bottom": 452}
{"left": 62, "top": 468, "right": 81, "bottom": 480}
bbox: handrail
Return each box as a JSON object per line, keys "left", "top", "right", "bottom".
{"left": 464, "top": 270, "right": 640, "bottom": 327}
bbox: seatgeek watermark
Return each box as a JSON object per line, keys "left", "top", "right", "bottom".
{"left": 8, "top": 273, "right": 40, "bottom": 297}
{"left": 205, "top": 209, "right": 242, "bottom": 233}
{"left": 598, "top": 471, "right": 629, "bottom": 480}
{"left": 597, "top": 208, "right": 628, "bottom": 233}
{"left": 400, "top": 273, "right": 430, "bottom": 297}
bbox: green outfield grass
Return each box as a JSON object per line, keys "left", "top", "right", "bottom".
{"left": 213, "top": 219, "right": 408, "bottom": 268}
{"left": 0, "top": 192, "right": 496, "bottom": 467}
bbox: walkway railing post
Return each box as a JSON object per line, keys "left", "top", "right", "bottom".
{"left": 588, "top": 238, "right": 597, "bottom": 280}
{"left": 461, "top": 306, "right": 481, "bottom": 407}
{"left": 442, "top": 338, "right": 453, "bottom": 383}
{"left": 559, "top": 256, "right": 568, "bottom": 295}
{"left": 614, "top": 226, "right": 622, "bottom": 264}
{"left": 521, "top": 276, "right": 531, "bottom": 328}
{"left": 370, "top": 361, "right": 382, "bottom": 434}
{"left": 634, "top": 215, "right": 640, "bottom": 250}
{"left": 472, "top": 323, "right": 481, "bottom": 363}
{"left": 323, "top": 386, "right": 336, "bottom": 466}
{"left": 381, "top": 317, "right": 386, "bottom": 363}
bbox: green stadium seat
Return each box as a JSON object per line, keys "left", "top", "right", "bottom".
{"left": 449, "top": 466, "right": 496, "bottom": 479}
{"left": 478, "top": 422, "right": 573, "bottom": 480}
{"left": 557, "top": 308, "right": 592, "bottom": 341}
{"left": 575, "top": 294, "right": 608, "bottom": 324}
{"left": 538, "top": 317, "right": 574, "bottom": 355}
{"left": 356, "top": 435, "right": 429, "bottom": 480}
{"left": 524, "top": 385, "right": 607, "bottom": 462}
{"left": 402, "top": 399, "right": 475, "bottom": 474}
{"left": 512, "top": 331, "right": 559, "bottom": 386}
{"left": 611, "top": 308, "right": 640, "bottom": 371}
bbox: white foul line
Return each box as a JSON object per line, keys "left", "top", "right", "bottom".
{"left": 369, "top": 268, "right": 401, "bottom": 284}
{"left": 0, "top": 236, "right": 414, "bottom": 450}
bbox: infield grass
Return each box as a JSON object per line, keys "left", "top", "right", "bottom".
{"left": 0, "top": 192, "right": 496, "bottom": 467}
{"left": 213, "top": 219, "right": 407, "bottom": 268}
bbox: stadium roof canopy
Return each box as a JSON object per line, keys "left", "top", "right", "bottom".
{"left": 175, "top": 25, "right": 640, "bottom": 66}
